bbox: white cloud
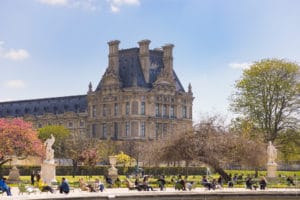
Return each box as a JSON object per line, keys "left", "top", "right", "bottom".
{"left": 38, "top": 0, "right": 97, "bottom": 10}
{"left": 38, "top": 0, "right": 68, "bottom": 6}
{"left": 229, "top": 62, "right": 252, "bottom": 70}
{"left": 4, "top": 80, "right": 26, "bottom": 89}
{"left": 108, "top": 0, "right": 140, "bottom": 13}
{"left": 0, "top": 42, "right": 30, "bottom": 61}
{"left": 4, "top": 49, "right": 30, "bottom": 61}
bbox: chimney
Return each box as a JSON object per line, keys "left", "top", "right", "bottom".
{"left": 138, "top": 39, "right": 151, "bottom": 83}
{"left": 162, "top": 44, "right": 174, "bottom": 76}
{"left": 108, "top": 40, "right": 120, "bottom": 75}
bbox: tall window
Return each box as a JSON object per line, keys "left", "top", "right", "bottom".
{"left": 141, "top": 102, "right": 145, "bottom": 115}
{"left": 125, "top": 121, "right": 130, "bottom": 136}
{"left": 170, "top": 105, "right": 175, "bottom": 118}
{"left": 132, "top": 101, "right": 138, "bottom": 115}
{"left": 80, "top": 120, "right": 85, "bottom": 127}
{"left": 162, "top": 104, "right": 167, "bottom": 118}
{"left": 155, "top": 104, "right": 160, "bottom": 117}
{"left": 114, "top": 122, "right": 118, "bottom": 139}
{"left": 92, "top": 124, "right": 96, "bottom": 138}
{"left": 103, "top": 104, "right": 107, "bottom": 117}
{"left": 114, "top": 103, "right": 118, "bottom": 116}
{"left": 92, "top": 105, "right": 96, "bottom": 118}
{"left": 163, "top": 123, "right": 167, "bottom": 136}
{"left": 156, "top": 123, "right": 160, "bottom": 139}
{"left": 140, "top": 122, "right": 145, "bottom": 137}
{"left": 126, "top": 102, "right": 130, "bottom": 115}
{"left": 102, "top": 123, "right": 107, "bottom": 139}
{"left": 182, "top": 106, "right": 187, "bottom": 118}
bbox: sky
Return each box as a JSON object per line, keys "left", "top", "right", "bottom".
{"left": 1, "top": 0, "right": 300, "bottom": 123}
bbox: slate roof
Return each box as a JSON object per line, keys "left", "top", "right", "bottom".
{"left": 0, "top": 95, "right": 87, "bottom": 118}
{"left": 96, "top": 48, "right": 185, "bottom": 92}
{"left": 0, "top": 47, "right": 186, "bottom": 118}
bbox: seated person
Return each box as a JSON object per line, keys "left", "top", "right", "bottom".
{"left": 201, "top": 176, "right": 213, "bottom": 190}
{"left": 259, "top": 177, "right": 267, "bottom": 190}
{"left": 176, "top": 175, "right": 186, "bottom": 191}
{"left": 228, "top": 178, "right": 234, "bottom": 188}
{"left": 94, "top": 178, "right": 104, "bottom": 192}
{"left": 125, "top": 178, "right": 142, "bottom": 191}
{"left": 79, "top": 178, "right": 95, "bottom": 192}
{"left": 115, "top": 177, "right": 121, "bottom": 188}
{"left": 287, "top": 176, "right": 296, "bottom": 186}
{"left": 157, "top": 175, "right": 166, "bottom": 191}
{"left": 142, "top": 176, "right": 154, "bottom": 191}
{"left": 0, "top": 177, "right": 12, "bottom": 196}
{"left": 134, "top": 178, "right": 144, "bottom": 191}
{"left": 105, "top": 175, "right": 113, "bottom": 188}
{"left": 211, "top": 178, "right": 222, "bottom": 190}
{"left": 186, "top": 181, "right": 194, "bottom": 191}
{"left": 59, "top": 177, "right": 70, "bottom": 194}
{"left": 245, "top": 177, "right": 253, "bottom": 190}
{"left": 35, "top": 174, "right": 53, "bottom": 193}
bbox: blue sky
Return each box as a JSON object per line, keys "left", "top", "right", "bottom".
{"left": 1, "top": 0, "right": 300, "bottom": 122}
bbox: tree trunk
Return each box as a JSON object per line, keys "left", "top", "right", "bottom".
{"left": 254, "top": 167, "right": 258, "bottom": 178}
{"left": 201, "top": 157, "right": 231, "bottom": 182}
{"left": 72, "top": 159, "right": 78, "bottom": 178}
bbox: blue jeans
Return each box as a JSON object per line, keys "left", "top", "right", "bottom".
{"left": 1, "top": 187, "right": 12, "bottom": 196}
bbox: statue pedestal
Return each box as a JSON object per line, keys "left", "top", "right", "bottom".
{"left": 41, "top": 161, "right": 56, "bottom": 185}
{"left": 7, "top": 166, "right": 21, "bottom": 184}
{"left": 108, "top": 156, "right": 118, "bottom": 183}
{"left": 267, "top": 163, "right": 277, "bottom": 178}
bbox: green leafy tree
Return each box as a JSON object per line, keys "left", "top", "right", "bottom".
{"left": 38, "top": 125, "right": 70, "bottom": 158}
{"left": 231, "top": 59, "right": 300, "bottom": 143}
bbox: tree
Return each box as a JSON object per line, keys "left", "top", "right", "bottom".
{"left": 79, "top": 148, "right": 101, "bottom": 177}
{"left": 231, "top": 59, "right": 300, "bottom": 143}
{"left": 0, "top": 118, "right": 44, "bottom": 167}
{"left": 148, "top": 116, "right": 266, "bottom": 182}
{"left": 116, "top": 151, "right": 133, "bottom": 174}
{"left": 64, "top": 134, "right": 95, "bottom": 177}
{"left": 38, "top": 125, "right": 70, "bottom": 158}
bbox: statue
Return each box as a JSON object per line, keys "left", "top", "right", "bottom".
{"left": 267, "top": 141, "right": 277, "bottom": 164}
{"left": 41, "top": 134, "right": 56, "bottom": 184}
{"left": 45, "top": 134, "right": 55, "bottom": 162}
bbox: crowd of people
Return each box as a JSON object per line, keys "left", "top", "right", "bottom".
{"left": 0, "top": 172, "right": 298, "bottom": 196}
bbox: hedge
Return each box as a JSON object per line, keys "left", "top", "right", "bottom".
{"left": 0, "top": 165, "right": 207, "bottom": 176}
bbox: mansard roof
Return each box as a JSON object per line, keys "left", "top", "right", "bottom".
{"left": 0, "top": 95, "right": 87, "bottom": 118}
{"left": 96, "top": 48, "right": 185, "bottom": 92}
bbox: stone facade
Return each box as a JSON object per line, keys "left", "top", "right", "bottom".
{"left": 0, "top": 40, "right": 193, "bottom": 140}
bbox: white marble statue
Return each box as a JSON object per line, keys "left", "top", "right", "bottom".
{"left": 45, "top": 134, "right": 55, "bottom": 162}
{"left": 267, "top": 141, "right": 277, "bottom": 164}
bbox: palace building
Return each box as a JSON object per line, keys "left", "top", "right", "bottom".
{"left": 0, "top": 40, "right": 194, "bottom": 140}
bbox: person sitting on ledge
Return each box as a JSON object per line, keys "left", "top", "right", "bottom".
{"left": 59, "top": 177, "right": 70, "bottom": 194}
{"left": 35, "top": 174, "right": 53, "bottom": 193}
{"left": 245, "top": 177, "right": 254, "bottom": 190}
{"left": 0, "top": 177, "right": 12, "bottom": 196}
{"left": 201, "top": 175, "right": 213, "bottom": 190}
{"left": 94, "top": 178, "right": 104, "bottom": 192}
{"left": 79, "top": 178, "right": 95, "bottom": 192}
{"left": 287, "top": 176, "right": 296, "bottom": 186}
{"left": 259, "top": 177, "right": 267, "bottom": 190}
